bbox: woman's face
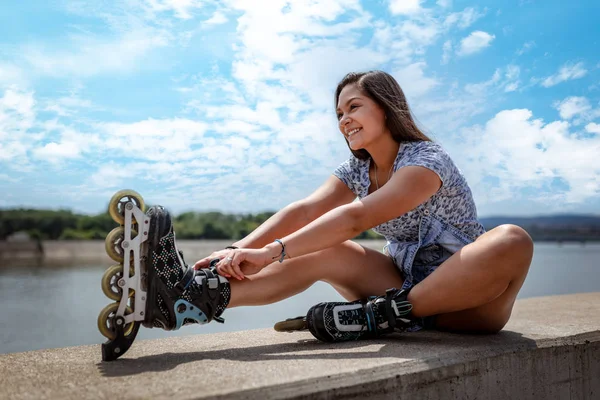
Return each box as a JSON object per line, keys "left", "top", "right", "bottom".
{"left": 336, "top": 83, "right": 388, "bottom": 151}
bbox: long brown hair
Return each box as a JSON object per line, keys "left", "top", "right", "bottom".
{"left": 335, "top": 70, "right": 431, "bottom": 160}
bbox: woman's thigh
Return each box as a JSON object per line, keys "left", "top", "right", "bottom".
{"left": 431, "top": 225, "right": 532, "bottom": 333}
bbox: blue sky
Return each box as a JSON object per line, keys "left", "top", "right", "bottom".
{"left": 0, "top": 0, "right": 599, "bottom": 217}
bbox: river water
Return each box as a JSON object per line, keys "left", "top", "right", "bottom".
{"left": 1, "top": 242, "right": 598, "bottom": 354}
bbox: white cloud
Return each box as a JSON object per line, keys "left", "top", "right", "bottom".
{"left": 98, "top": 118, "right": 210, "bottom": 162}
{"left": 503, "top": 65, "right": 520, "bottom": 92}
{"left": 393, "top": 62, "right": 439, "bottom": 98}
{"left": 553, "top": 96, "right": 600, "bottom": 125}
{"left": 0, "top": 64, "right": 27, "bottom": 88}
{"left": 444, "top": 7, "right": 484, "bottom": 29}
{"left": 541, "top": 62, "right": 587, "bottom": 88}
{"left": 143, "top": 0, "right": 206, "bottom": 20}
{"left": 462, "top": 65, "right": 520, "bottom": 95}
{"left": 44, "top": 93, "right": 94, "bottom": 117}
{"left": 586, "top": 123, "right": 600, "bottom": 134}
{"left": 437, "top": 0, "right": 453, "bottom": 8}
{"left": 0, "top": 88, "right": 36, "bottom": 168}
{"left": 505, "top": 65, "right": 520, "bottom": 81}
{"left": 23, "top": 30, "right": 170, "bottom": 78}
{"left": 457, "top": 31, "right": 495, "bottom": 56}
{"left": 204, "top": 11, "right": 228, "bottom": 25}
{"left": 555, "top": 97, "right": 592, "bottom": 120}
{"left": 389, "top": 0, "right": 424, "bottom": 15}
{"left": 504, "top": 82, "right": 519, "bottom": 92}
{"left": 441, "top": 40, "right": 452, "bottom": 64}
{"left": 465, "top": 69, "right": 501, "bottom": 95}
{"left": 32, "top": 142, "right": 81, "bottom": 162}
{"left": 460, "top": 109, "right": 600, "bottom": 205}
{"left": 516, "top": 40, "right": 535, "bottom": 56}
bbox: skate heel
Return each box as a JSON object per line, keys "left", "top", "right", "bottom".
{"left": 274, "top": 316, "right": 307, "bottom": 332}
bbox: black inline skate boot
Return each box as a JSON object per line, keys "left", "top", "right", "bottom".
{"left": 306, "top": 288, "right": 415, "bottom": 342}
{"left": 99, "top": 200, "right": 231, "bottom": 362}
{"left": 142, "top": 205, "right": 231, "bottom": 331}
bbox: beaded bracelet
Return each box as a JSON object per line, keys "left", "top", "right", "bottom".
{"left": 274, "top": 239, "right": 286, "bottom": 263}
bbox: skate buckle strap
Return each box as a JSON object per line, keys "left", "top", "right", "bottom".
{"left": 363, "top": 301, "right": 378, "bottom": 335}
{"left": 174, "top": 267, "right": 195, "bottom": 295}
{"left": 388, "top": 288, "right": 414, "bottom": 329}
{"left": 386, "top": 289, "right": 397, "bottom": 330}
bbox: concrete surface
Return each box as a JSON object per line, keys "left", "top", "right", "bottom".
{"left": 1, "top": 292, "right": 599, "bottom": 400}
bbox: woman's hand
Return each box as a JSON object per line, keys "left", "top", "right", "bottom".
{"left": 194, "top": 247, "right": 276, "bottom": 280}
{"left": 194, "top": 249, "right": 233, "bottom": 271}
{"left": 220, "top": 248, "right": 275, "bottom": 280}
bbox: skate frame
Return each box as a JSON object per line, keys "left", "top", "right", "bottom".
{"left": 117, "top": 202, "right": 149, "bottom": 324}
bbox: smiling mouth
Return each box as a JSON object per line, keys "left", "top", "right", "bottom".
{"left": 346, "top": 128, "right": 361, "bottom": 137}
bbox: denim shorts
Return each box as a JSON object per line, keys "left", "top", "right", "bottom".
{"left": 383, "top": 207, "right": 476, "bottom": 330}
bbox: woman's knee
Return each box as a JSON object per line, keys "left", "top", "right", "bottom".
{"left": 492, "top": 225, "right": 533, "bottom": 255}
{"left": 483, "top": 225, "right": 533, "bottom": 274}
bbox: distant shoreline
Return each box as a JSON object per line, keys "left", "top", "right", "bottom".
{"left": 1, "top": 239, "right": 598, "bottom": 268}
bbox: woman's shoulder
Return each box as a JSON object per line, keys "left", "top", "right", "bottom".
{"left": 402, "top": 139, "right": 446, "bottom": 153}
{"left": 399, "top": 140, "right": 452, "bottom": 164}
{"left": 396, "top": 140, "right": 464, "bottom": 188}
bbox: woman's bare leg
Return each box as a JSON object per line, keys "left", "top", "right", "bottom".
{"left": 226, "top": 240, "right": 404, "bottom": 307}
{"left": 226, "top": 224, "right": 533, "bottom": 335}
{"left": 408, "top": 224, "right": 534, "bottom": 332}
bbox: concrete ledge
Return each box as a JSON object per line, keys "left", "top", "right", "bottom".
{"left": 1, "top": 292, "right": 599, "bottom": 399}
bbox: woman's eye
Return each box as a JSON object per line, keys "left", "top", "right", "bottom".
{"left": 336, "top": 113, "right": 343, "bottom": 120}
{"left": 350, "top": 104, "right": 358, "bottom": 110}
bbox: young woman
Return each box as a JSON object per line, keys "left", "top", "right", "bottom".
{"left": 144, "top": 70, "right": 533, "bottom": 342}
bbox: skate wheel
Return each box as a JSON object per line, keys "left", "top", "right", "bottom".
{"left": 108, "top": 190, "right": 145, "bottom": 225}
{"left": 274, "top": 316, "right": 307, "bottom": 332}
{"left": 104, "top": 227, "right": 137, "bottom": 262}
{"left": 101, "top": 264, "right": 135, "bottom": 301}
{"left": 97, "top": 303, "right": 135, "bottom": 340}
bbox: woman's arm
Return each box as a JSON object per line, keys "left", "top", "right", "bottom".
{"left": 195, "top": 175, "right": 356, "bottom": 270}
{"left": 262, "top": 165, "right": 442, "bottom": 261}
{"left": 220, "top": 166, "right": 442, "bottom": 278}
{"left": 233, "top": 175, "right": 356, "bottom": 249}
{"left": 230, "top": 201, "right": 310, "bottom": 249}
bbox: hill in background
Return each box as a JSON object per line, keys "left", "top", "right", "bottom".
{"left": 480, "top": 214, "right": 600, "bottom": 242}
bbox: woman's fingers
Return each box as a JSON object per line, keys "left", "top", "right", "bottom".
{"left": 221, "top": 255, "right": 243, "bottom": 280}
{"left": 217, "top": 256, "right": 236, "bottom": 279}
{"left": 195, "top": 250, "right": 226, "bottom": 270}
{"left": 194, "top": 257, "right": 211, "bottom": 270}
{"left": 194, "top": 249, "right": 248, "bottom": 280}
{"left": 215, "top": 260, "right": 231, "bottom": 278}
{"left": 229, "top": 253, "right": 245, "bottom": 280}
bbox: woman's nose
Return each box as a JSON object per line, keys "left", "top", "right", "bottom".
{"left": 340, "top": 115, "right": 350, "bottom": 127}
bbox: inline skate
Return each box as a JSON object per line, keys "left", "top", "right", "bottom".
{"left": 98, "top": 190, "right": 230, "bottom": 361}
{"left": 274, "top": 289, "right": 415, "bottom": 342}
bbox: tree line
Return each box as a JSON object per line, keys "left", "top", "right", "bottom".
{"left": 0, "top": 209, "right": 382, "bottom": 241}
{"left": 2, "top": 209, "right": 599, "bottom": 242}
